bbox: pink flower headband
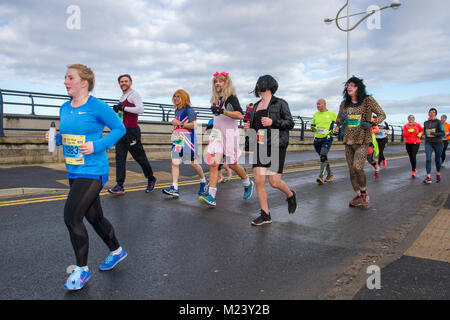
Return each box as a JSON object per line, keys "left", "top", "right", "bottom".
{"left": 213, "top": 72, "right": 229, "bottom": 77}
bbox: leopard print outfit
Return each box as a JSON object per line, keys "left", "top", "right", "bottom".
{"left": 337, "top": 96, "right": 386, "bottom": 191}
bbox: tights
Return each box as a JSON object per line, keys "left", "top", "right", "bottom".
{"left": 345, "top": 144, "right": 369, "bottom": 192}
{"left": 405, "top": 143, "right": 420, "bottom": 172}
{"left": 64, "top": 178, "right": 120, "bottom": 267}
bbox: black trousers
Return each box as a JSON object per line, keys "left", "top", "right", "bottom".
{"left": 405, "top": 143, "right": 420, "bottom": 171}
{"left": 376, "top": 137, "right": 388, "bottom": 164}
{"left": 65, "top": 178, "right": 120, "bottom": 266}
{"left": 442, "top": 140, "right": 449, "bottom": 163}
{"left": 115, "top": 126, "right": 155, "bottom": 186}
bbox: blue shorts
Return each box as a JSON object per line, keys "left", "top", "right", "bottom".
{"left": 314, "top": 137, "right": 333, "bottom": 154}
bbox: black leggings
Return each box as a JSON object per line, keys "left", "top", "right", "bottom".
{"left": 376, "top": 137, "right": 388, "bottom": 164}
{"left": 442, "top": 140, "right": 449, "bottom": 163}
{"left": 405, "top": 143, "right": 420, "bottom": 171}
{"left": 65, "top": 178, "right": 120, "bottom": 267}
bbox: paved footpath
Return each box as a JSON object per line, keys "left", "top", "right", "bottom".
{"left": 0, "top": 145, "right": 448, "bottom": 300}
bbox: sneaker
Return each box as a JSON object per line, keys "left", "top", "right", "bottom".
{"left": 316, "top": 177, "right": 324, "bottom": 185}
{"left": 325, "top": 174, "right": 334, "bottom": 183}
{"left": 374, "top": 171, "right": 380, "bottom": 179}
{"left": 436, "top": 174, "right": 441, "bottom": 183}
{"left": 198, "top": 180, "right": 209, "bottom": 195}
{"left": 251, "top": 210, "right": 272, "bottom": 226}
{"left": 442, "top": 162, "right": 445, "bottom": 168}
{"left": 224, "top": 171, "right": 232, "bottom": 182}
{"left": 99, "top": 248, "right": 128, "bottom": 271}
{"left": 423, "top": 177, "right": 432, "bottom": 185}
{"left": 243, "top": 180, "right": 254, "bottom": 200}
{"left": 360, "top": 193, "right": 370, "bottom": 208}
{"left": 64, "top": 267, "right": 91, "bottom": 291}
{"left": 382, "top": 160, "right": 386, "bottom": 167}
{"left": 146, "top": 179, "right": 156, "bottom": 193}
{"left": 162, "top": 186, "right": 179, "bottom": 198}
{"left": 287, "top": 190, "right": 298, "bottom": 214}
{"left": 349, "top": 195, "right": 363, "bottom": 207}
{"left": 199, "top": 193, "right": 216, "bottom": 206}
{"left": 411, "top": 170, "right": 417, "bottom": 178}
{"left": 108, "top": 184, "right": 124, "bottom": 194}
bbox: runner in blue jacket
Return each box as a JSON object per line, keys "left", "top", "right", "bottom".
{"left": 47, "top": 64, "right": 127, "bottom": 290}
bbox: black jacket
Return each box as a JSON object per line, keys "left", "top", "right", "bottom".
{"left": 249, "top": 96, "right": 295, "bottom": 149}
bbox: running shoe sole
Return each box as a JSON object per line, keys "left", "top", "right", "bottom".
{"left": 251, "top": 220, "right": 272, "bottom": 226}
{"left": 162, "top": 189, "right": 179, "bottom": 197}
{"left": 108, "top": 189, "right": 125, "bottom": 194}
{"left": 199, "top": 196, "right": 216, "bottom": 206}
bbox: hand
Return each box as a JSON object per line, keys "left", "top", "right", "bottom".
{"left": 211, "top": 105, "right": 221, "bottom": 115}
{"left": 243, "top": 121, "right": 250, "bottom": 131}
{"left": 311, "top": 124, "right": 316, "bottom": 132}
{"left": 172, "top": 119, "right": 182, "bottom": 127}
{"left": 45, "top": 130, "right": 50, "bottom": 142}
{"left": 261, "top": 117, "right": 273, "bottom": 127}
{"left": 332, "top": 127, "right": 340, "bottom": 136}
{"left": 113, "top": 104, "right": 125, "bottom": 112}
{"left": 362, "top": 121, "right": 374, "bottom": 130}
{"left": 417, "top": 132, "right": 423, "bottom": 138}
{"left": 79, "top": 141, "right": 94, "bottom": 155}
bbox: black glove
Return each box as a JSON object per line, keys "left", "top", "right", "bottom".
{"left": 113, "top": 104, "right": 125, "bottom": 112}
{"left": 211, "top": 105, "right": 221, "bottom": 115}
{"left": 362, "top": 121, "right": 375, "bottom": 130}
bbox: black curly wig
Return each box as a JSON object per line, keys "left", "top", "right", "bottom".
{"left": 343, "top": 76, "right": 369, "bottom": 105}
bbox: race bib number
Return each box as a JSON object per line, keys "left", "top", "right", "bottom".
{"left": 209, "top": 129, "right": 222, "bottom": 143}
{"left": 62, "top": 134, "right": 85, "bottom": 165}
{"left": 426, "top": 128, "right": 436, "bottom": 136}
{"left": 257, "top": 129, "right": 265, "bottom": 145}
{"left": 347, "top": 115, "right": 362, "bottom": 127}
{"left": 316, "top": 127, "right": 328, "bottom": 135}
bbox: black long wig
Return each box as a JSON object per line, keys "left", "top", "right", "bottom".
{"left": 343, "top": 76, "right": 369, "bottom": 105}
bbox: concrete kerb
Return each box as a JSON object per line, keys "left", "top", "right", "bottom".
{"left": 0, "top": 187, "right": 69, "bottom": 199}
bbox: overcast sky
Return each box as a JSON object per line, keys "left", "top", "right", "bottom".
{"left": 1, "top": 0, "right": 449, "bottom": 124}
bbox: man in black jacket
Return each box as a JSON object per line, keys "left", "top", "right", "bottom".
{"left": 244, "top": 75, "right": 298, "bottom": 226}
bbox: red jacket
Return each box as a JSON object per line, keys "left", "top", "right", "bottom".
{"left": 403, "top": 123, "right": 424, "bottom": 144}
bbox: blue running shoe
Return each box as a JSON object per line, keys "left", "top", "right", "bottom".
{"left": 199, "top": 193, "right": 216, "bottom": 206}
{"left": 146, "top": 178, "right": 157, "bottom": 193}
{"left": 64, "top": 267, "right": 91, "bottom": 291}
{"left": 108, "top": 184, "right": 124, "bottom": 194}
{"left": 198, "top": 179, "right": 209, "bottom": 195}
{"left": 162, "top": 186, "right": 179, "bottom": 198}
{"left": 243, "top": 180, "right": 254, "bottom": 200}
{"left": 99, "top": 248, "right": 128, "bottom": 271}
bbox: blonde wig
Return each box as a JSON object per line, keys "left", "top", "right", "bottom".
{"left": 210, "top": 73, "right": 237, "bottom": 105}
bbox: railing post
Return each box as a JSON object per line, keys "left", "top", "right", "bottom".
{"left": 29, "top": 94, "right": 35, "bottom": 115}
{"left": 298, "top": 116, "right": 304, "bottom": 141}
{"left": 390, "top": 125, "right": 395, "bottom": 142}
{"left": 0, "top": 88, "right": 4, "bottom": 137}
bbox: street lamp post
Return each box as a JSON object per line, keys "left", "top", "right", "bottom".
{"left": 324, "top": 0, "right": 401, "bottom": 80}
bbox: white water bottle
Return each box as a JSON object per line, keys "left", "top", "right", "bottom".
{"left": 48, "top": 121, "right": 56, "bottom": 152}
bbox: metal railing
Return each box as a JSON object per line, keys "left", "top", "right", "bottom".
{"left": 0, "top": 88, "right": 404, "bottom": 141}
